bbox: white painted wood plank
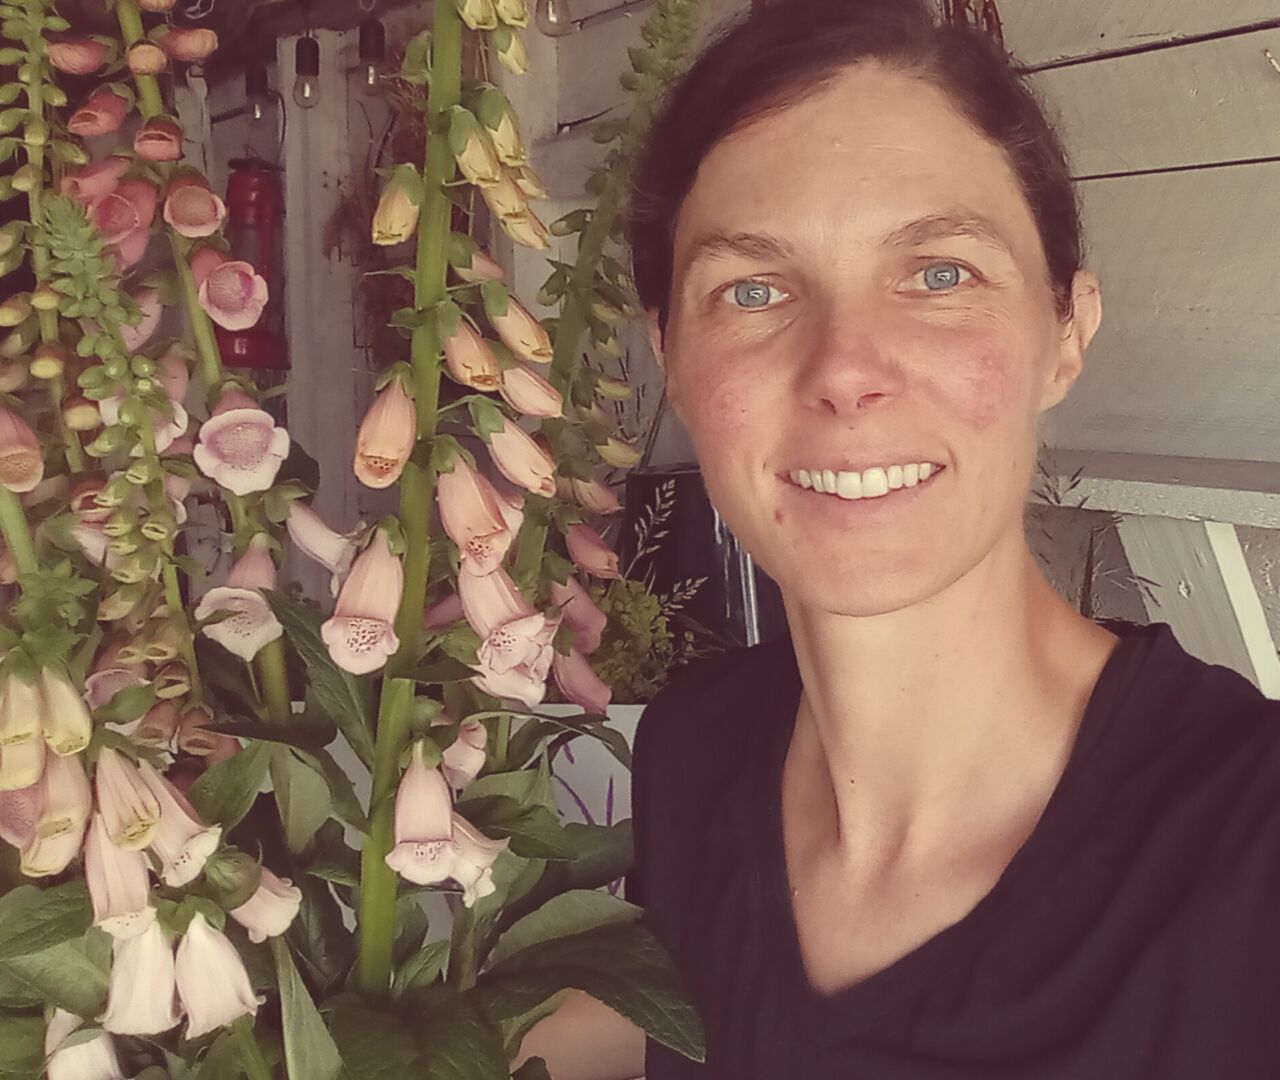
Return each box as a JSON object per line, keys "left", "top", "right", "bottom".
{"left": 1041, "top": 450, "right": 1280, "bottom": 529}
{"left": 1114, "top": 515, "right": 1268, "bottom": 691}
{"left": 1001, "top": 0, "right": 1279, "bottom": 68}
{"left": 1204, "top": 521, "right": 1280, "bottom": 698}
{"left": 1040, "top": 162, "right": 1280, "bottom": 464}
{"left": 1029, "top": 28, "right": 1280, "bottom": 176}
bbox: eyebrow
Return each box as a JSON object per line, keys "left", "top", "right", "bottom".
{"left": 680, "top": 210, "right": 1015, "bottom": 274}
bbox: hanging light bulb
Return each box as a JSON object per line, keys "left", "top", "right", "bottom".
{"left": 535, "top": 0, "right": 577, "bottom": 37}
{"left": 245, "top": 64, "right": 270, "bottom": 125}
{"left": 358, "top": 18, "right": 386, "bottom": 96}
{"left": 292, "top": 36, "right": 321, "bottom": 110}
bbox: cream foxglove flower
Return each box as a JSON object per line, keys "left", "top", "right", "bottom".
{"left": 384, "top": 743, "right": 455, "bottom": 886}
{"left": 138, "top": 763, "right": 222, "bottom": 887}
{"left": 84, "top": 811, "right": 154, "bottom": 940}
{"left": 488, "top": 418, "right": 556, "bottom": 498}
{"left": 94, "top": 748, "right": 161, "bottom": 850}
{"left": 435, "top": 455, "right": 515, "bottom": 576}
{"left": 194, "top": 533, "right": 283, "bottom": 662}
{"left": 100, "top": 920, "right": 180, "bottom": 1035}
{"left": 353, "top": 379, "right": 416, "bottom": 489}
{"left": 490, "top": 297, "right": 552, "bottom": 364}
{"left": 38, "top": 668, "right": 92, "bottom": 756}
{"left": 45, "top": 1007, "right": 125, "bottom": 1080}
{"left": 175, "top": 913, "right": 260, "bottom": 1039}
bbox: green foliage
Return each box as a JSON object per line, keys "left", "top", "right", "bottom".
{"left": 585, "top": 577, "right": 703, "bottom": 703}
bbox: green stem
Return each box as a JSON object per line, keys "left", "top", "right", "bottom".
{"left": 356, "top": 0, "right": 463, "bottom": 999}
{"left": 114, "top": 0, "right": 164, "bottom": 118}
{"left": 172, "top": 232, "right": 224, "bottom": 391}
{"left": 447, "top": 904, "right": 479, "bottom": 991}
{"left": 232, "top": 1015, "right": 274, "bottom": 1080}
{"left": 356, "top": 676, "right": 415, "bottom": 993}
{"left": 256, "top": 638, "right": 291, "bottom": 725}
{"left": 0, "top": 488, "right": 37, "bottom": 581}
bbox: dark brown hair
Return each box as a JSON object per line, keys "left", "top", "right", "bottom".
{"left": 628, "top": 0, "right": 1082, "bottom": 332}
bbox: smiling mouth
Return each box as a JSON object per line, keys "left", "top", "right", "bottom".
{"left": 784, "top": 463, "right": 945, "bottom": 500}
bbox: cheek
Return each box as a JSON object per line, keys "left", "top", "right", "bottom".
{"left": 672, "top": 362, "right": 759, "bottom": 448}
{"left": 930, "top": 340, "right": 1028, "bottom": 432}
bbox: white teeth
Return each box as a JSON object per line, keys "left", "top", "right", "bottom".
{"left": 786, "top": 462, "right": 940, "bottom": 501}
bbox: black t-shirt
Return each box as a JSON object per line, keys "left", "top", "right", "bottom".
{"left": 630, "top": 620, "right": 1280, "bottom": 1078}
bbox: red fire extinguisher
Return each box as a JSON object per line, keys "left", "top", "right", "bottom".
{"left": 217, "top": 158, "right": 288, "bottom": 418}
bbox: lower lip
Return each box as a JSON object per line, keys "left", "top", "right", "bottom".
{"left": 779, "top": 468, "right": 945, "bottom": 520}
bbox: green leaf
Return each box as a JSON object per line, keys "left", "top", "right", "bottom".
{"left": 0, "top": 932, "right": 109, "bottom": 1017}
{"left": 564, "top": 822, "right": 634, "bottom": 890}
{"left": 325, "top": 995, "right": 421, "bottom": 1080}
{"left": 490, "top": 889, "right": 640, "bottom": 965}
{"left": 188, "top": 740, "right": 271, "bottom": 831}
{"left": 467, "top": 397, "right": 507, "bottom": 442}
{"left": 476, "top": 922, "right": 705, "bottom": 1061}
{"left": 480, "top": 279, "right": 510, "bottom": 321}
{"left": 271, "top": 747, "right": 332, "bottom": 855}
{"left": 407, "top": 656, "right": 476, "bottom": 685}
{"left": 272, "top": 938, "right": 342, "bottom": 1080}
{"left": 393, "top": 939, "right": 449, "bottom": 997}
{"left": 456, "top": 795, "right": 571, "bottom": 860}
{"left": 0, "top": 1013, "right": 42, "bottom": 1079}
{"left": 265, "top": 591, "right": 375, "bottom": 769}
{"left": 416, "top": 997, "right": 507, "bottom": 1079}
{"left": 512, "top": 1059, "right": 552, "bottom": 1080}
{"left": 0, "top": 882, "right": 92, "bottom": 963}
{"left": 299, "top": 747, "right": 369, "bottom": 834}
{"left": 435, "top": 298, "right": 462, "bottom": 339}
{"left": 91, "top": 680, "right": 155, "bottom": 725}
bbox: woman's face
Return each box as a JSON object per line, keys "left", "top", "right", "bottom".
{"left": 653, "top": 62, "right": 1101, "bottom": 618}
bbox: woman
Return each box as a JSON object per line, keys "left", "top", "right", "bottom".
{"left": 519, "top": 1, "right": 1280, "bottom": 1075}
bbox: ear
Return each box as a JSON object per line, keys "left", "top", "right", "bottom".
{"left": 1039, "top": 270, "right": 1102, "bottom": 413}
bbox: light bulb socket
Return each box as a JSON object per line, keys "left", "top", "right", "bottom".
{"left": 245, "top": 64, "right": 269, "bottom": 100}
{"left": 358, "top": 19, "right": 386, "bottom": 64}
{"left": 295, "top": 35, "right": 320, "bottom": 77}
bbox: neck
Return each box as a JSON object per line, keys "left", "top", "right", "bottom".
{"left": 782, "top": 535, "right": 1118, "bottom": 869}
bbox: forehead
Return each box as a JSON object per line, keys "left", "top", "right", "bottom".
{"left": 672, "top": 63, "right": 1040, "bottom": 266}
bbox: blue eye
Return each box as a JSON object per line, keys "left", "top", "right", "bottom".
{"left": 725, "top": 281, "right": 782, "bottom": 309}
{"left": 919, "top": 262, "right": 970, "bottom": 291}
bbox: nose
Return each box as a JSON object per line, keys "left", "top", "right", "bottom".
{"left": 794, "top": 298, "right": 908, "bottom": 418}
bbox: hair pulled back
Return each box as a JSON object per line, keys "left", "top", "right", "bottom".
{"left": 628, "top": 0, "right": 1082, "bottom": 330}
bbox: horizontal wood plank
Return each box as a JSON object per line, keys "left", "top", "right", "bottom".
{"left": 1001, "top": 0, "right": 1279, "bottom": 68}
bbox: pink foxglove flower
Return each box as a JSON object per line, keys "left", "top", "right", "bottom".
{"left": 0, "top": 783, "right": 37, "bottom": 848}
{"left": 67, "top": 89, "right": 129, "bottom": 137}
{"left": 439, "top": 718, "right": 487, "bottom": 791}
{"left": 566, "top": 523, "right": 621, "bottom": 579}
{"left": 126, "top": 41, "right": 168, "bottom": 75}
{"left": 83, "top": 638, "right": 149, "bottom": 712}
{"left": 132, "top": 701, "right": 180, "bottom": 749}
{"left": 500, "top": 363, "right": 562, "bottom": 418}
{"left": 499, "top": 211, "right": 551, "bottom": 251}
{"left": 194, "top": 386, "right": 290, "bottom": 495}
{"left": 95, "top": 748, "right": 161, "bottom": 850}
{"left": 46, "top": 37, "right": 112, "bottom": 75}
{"left": 191, "top": 247, "right": 268, "bottom": 330}
{"left": 61, "top": 157, "right": 129, "bottom": 207}
{"left": 549, "top": 575, "right": 607, "bottom": 654}
{"left": 162, "top": 173, "right": 226, "bottom": 238}
{"left": 85, "top": 811, "right": 154, "bottom": 940}
{"left": 38, "top": 667, "right": 92, "bottom": 755}
{"left": 0, "top": 405, "right": 44, "bottom": 494}
{"left": 442, "top": 321, "right": 501, "bottom": 391}
{"left": 571, "top": 476, "right": 622, "bottom": 516}
{"left": 371, "top": 176, "right": 418, "bottom": 246}
{"left": 384, "top": 743, "right": 455, "bottom": 885}
{"left": 88, "top": 179, "right": 156, "bottom": 246}
{"left": 101, "top": 920, "right": 180, "bottom": 1035}
{"left": 436, "top": 455, "right": 514, "bottom": 576}
{"left": 138, "top": 763, "right": 222, "bottom": 887}
{"left": 453, "top": 247, "right": 505, "bottom": 283}
{"left": 449, "top": 816, "right": 508, "bottom": 906}
{"left": 120, "top": 287, "right": 163, "bottom": 352}
{"left": 353, "top": 379, "right": 415, "bottom": 489}
{"left": 175, "top": 703, "right": 238, "bottom": 760}
{"left": 229, "top": 867, "right": 302, "bottom": 943}
{"left": 45, "top": 1008, "right": 126, "bottom": 1080}
{"left": 320, "top": 530, "right": 403, "bottom": 675}
{"left": 553, "top": 648, "right": 612, "bottom": 714}
{"left": 488, "top": 417, "right": 556, "bottom": 498}
{"left": 175, "top": 913, "right": 259, "bottom": 1039}
{"left": 159, "top": 26, "right": 218, "bottom": 62}
{"left": 133, "top": 117, "right": 184, "bottom": 163}
{"left": 20, "top": 828, "right": 85, "bottom": 878}
{"left": 285, "top": 502, "right": 357, "bottom": 596}
{"left": 491, "top": 297, "right": 552, "bottom": 364}
{"left": 459, "top": 567, "right": 559, "bottom": 707}
{"left": 194, "top": 533, "right": 283, "bottom": 662}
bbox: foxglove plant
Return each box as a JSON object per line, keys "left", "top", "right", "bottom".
{"left": 0, "top": 0, "right": 707, "bottom": 1073}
